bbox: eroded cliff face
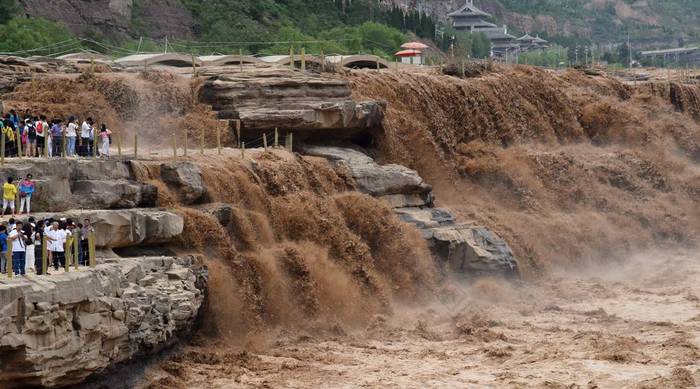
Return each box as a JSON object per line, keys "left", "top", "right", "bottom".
{"left": 0, "top": 256, "right": 207, "bottom": 388}
{"left": 17, "top": 0, "right": 196, "bottom": 40}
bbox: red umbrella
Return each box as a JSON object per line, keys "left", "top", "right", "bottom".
{"left": 401, "top": 42, "right": 429, "bottom": 50}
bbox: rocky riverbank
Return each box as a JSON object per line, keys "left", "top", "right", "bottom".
{"left": 0, "top": 255, "right": 207, "bottom": 388}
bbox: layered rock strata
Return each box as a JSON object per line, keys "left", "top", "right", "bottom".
{"left": 0, "top": 255, "right": 207, "bottom": 388}
{"left": 198, "top": 67, "right": 384, "bottom": 141}
{"left": 0, "top": 159, "right": 156, "bottom": 211}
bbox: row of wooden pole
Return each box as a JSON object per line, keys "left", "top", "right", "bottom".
{"left": 170, "top": 123, "right": 292, "bottom": 162}
{"left": 667, "top": 66, "right": 698, "bottom": 84}
{"left": 4, "top": 231, "right": 96, "bottom": 278}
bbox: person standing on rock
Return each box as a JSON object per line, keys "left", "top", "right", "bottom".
{"left": 8, "top": 221, "right": 26, "bottom": 276}
{"left": 22, "top": 222, "right": 34, "bottom": 274}
{"left": 0, "top": 225, "right": 7, "bottom": 274}
{"left": 80, "top": 118, "right": 93, "bottom": 157}
{"left": 66, "top": 117, "right": 78, "bottom": 157}
{"left": 2, "top": 177, "right": 17, "bottom": 218}
{"left": 80, "top": 219, "right": 94, "bottom": 265}
{"left": 18, "top": 174, "right": 35, "bottom": 215}
{"left": 99, "top": 124, "right": 112, "bottom": 158}
{"left": 50, "top": 119, "right": 62, "bottom": 157}
{"left": 1, "top": 117, "right": 13, "bottom": 157}
{"left": 35, "top": 115, "right": 47, "bottom": 157}
{"left": 46, "top": 221, "right": 68, "bottom": 270}
{"left": 33, "top": 220, "right": 45, "bottom": 275}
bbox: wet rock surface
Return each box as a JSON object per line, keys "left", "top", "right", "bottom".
{"left": 0, "top": 255, "right": 207, "bottom": 388}
{"left": 160, "top": 161, "right": 207, "bottom": 204}
{"left": 303, "top": 146, "right": 519, "bottom": 277}
{"left": 304, "top": 146, "right": 433, "bottom": 208}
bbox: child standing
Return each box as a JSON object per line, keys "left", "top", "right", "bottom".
{"left": 2, "top": 177, "right": 17, "bottom": 218}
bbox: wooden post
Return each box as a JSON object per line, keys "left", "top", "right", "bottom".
{"left": 263, "top": 133, "right": 268, "bottom": 152}
{"left": 239, "top": 48, "right": 244, "bottom": 72}
{"left": 320, "top": 50, "right": 325, "bottom": 73}
{"left": 288, "top": 132, "right": 293, "bottom": 152}
{"left": 88, "top": 230, "right": 96, "bottom": 268}
{"left": 41, "top": 235, "right": 47, "bottom": 275}
{"left": 117, "top": 132, "right": 122, "bottom": 158}
{"left": 235, "top": 120, "right": 241, "bottom": 147}
{"left": 172, "top": 134, "right": 177, "bottom": 162}
{"left": 191, "top": 54, "right": 197, "bottom": 77}
{"left": 16, "top": 128, "right": 22, "bottom": 159}
{"left": 1, "top": 131, "right": 5, "bottom": 165}
{"left": 64, "top": 236, "right": 71, "bottom": 273}
{"left": 301, "top": 47, "right": 306, "bottom": 72}
{"left": 134, "top": 134, "right": 138, "bottom": 159}
{"left": 290, "top": 46, "right": 295, "bottom": 71}
{"left": 217, "top": 126, "right": 221, "bottom": 155}
{"left": 376, "top": 56, "right": 380, "bottom": 71}
{"left": 241, "top": 142, "right": 245, "bottom": 159}
{"left": 339, "top": 55, "right": 343, "bottom": 72}
{"left": 6, "top": 238, "right": 11, "bottom": 278}
{"left": 73, "top": 236, "right": 79, "bottom": 270}
{"left": 184, "top": 130, "right": 188, "bottom": 158}
{"left": 274, "top": 128, "right": 279, "bottom": 148}
{"left": 200, "top": 128, "right": 204, "bottom": 155}
{"left": 93, "top": 131, "right": 98, "bottom": 158}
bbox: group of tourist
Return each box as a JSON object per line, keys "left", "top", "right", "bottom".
{"left": 0, "top": 216, "right": 94, "bottom": 276}
{"left": 0, "top": 173, "right": 95, "bottom": 276}
{"left": 0, "top": 109, "right": 113, "bottom": 158}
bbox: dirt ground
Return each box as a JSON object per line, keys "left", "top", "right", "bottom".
{"left": 139, "top": 248, "right": 700, "bottom": 388}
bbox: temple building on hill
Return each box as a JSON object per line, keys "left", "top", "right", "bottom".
{"left": 448, "top": 0, "right": 517, "bottom": 59}
{"left": 448, "top": 0, "right": 537, "bottom": 61}
{"left": 517, "top": 33, "right": 549, "bottom": 52}
{"left": 447, "top": 0, "right": 496, "bottom": 32}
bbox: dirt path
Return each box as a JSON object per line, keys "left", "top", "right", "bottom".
{"left": 142, "top": 249, "right": 700, "bottom": 388}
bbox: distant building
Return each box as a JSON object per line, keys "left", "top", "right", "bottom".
{"left": 516, "top": 33, "right": 549, "bottom": 52}
{"left": 447, "top": 0, "right": 519, "bottom": 60}
{"left": 447, "top": 0, "right": 496, "bottom": 32}
{"left": 395, "top": 49, "right": 424, "bottom": 65}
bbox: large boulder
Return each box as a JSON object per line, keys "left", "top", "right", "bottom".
{"left": 0, "top": 159, "right": 156, "bottom": 212}
{"left": 0, "top": 255, "right": 207, "bottom": 388}
{"left": 303, "top": 146, "right": 433, "bottom": 208}
{"left": 193, "top": 202, "right": 233, "bottom": 226}
{"left": 35, "top": 209, "right": 184, "bottom": 249}
{"left": 160, "top": 162, "right": 206, "bottom": 204}
{"left": 70, "top": 180, "right": 157, "bottom": 209}
{"left": 396, "top": 207, "right": 519, "bottom": 277}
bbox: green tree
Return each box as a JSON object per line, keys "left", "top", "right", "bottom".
{"left": 0, "top": 17, "right": 75, "bottom": 53}
{"left": 0, "top": 0, "right": 18, "bottom": 21}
